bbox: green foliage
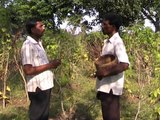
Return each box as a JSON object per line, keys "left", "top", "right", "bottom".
{"left": 5, "top": 0, "right": 87, "bottom": 32}
{"left": 0, "top": 7, "right": 10, "bottom": 30}
{"left": 0, "top": 23, "right": 160, "bottom": 119}
{"left": 0, "top": 28, "right": 12, "bottom": 73}
{"left": 42, "top": 30, "right": 101, "bottom": 119}
{"left": 1, "top": 0, "right": 160, "bottom": 35}
{"left": 43, "top": 27, "right": 159, "bottom": 119}
{"left": 81, "top": 0, "right": 160, "bottom": 31}
{"left": 122, "top": 25, "right": 160, "bottom": 119}
{"left": 0, "top": 28, "right": 12, "bottom": 108}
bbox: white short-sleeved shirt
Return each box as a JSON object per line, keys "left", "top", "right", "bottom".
{"left": 96, "top": 32, "right": 129, "bottom": 95}
{"left": 21, "top": 36, "right": 54, "bottom": 92}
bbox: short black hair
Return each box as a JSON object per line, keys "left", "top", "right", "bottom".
{"left": 25, "top": 18, "right": 42, "bottom": 35}
{"left": 102, "top": 13, "right": 122, "bottom": 30}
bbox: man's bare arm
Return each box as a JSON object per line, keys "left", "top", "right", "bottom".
{"left": 23, "top": 59, "right": 61, "bottom": 75}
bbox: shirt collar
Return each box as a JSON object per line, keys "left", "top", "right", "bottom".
{"left": 27, "top": 36, "right": 41, "bottom": 44}
{"left": 107, "top": 32, "right": 119, "bottom": 43}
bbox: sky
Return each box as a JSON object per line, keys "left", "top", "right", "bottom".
{"left": 60, "top": 14, "right": 101, "bottom": 34}
{"left": 144, "top": 19, "right": 155, "bottom": 32}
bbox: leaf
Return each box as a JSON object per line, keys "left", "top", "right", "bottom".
{"left": 1, "top": 28, "right": 6, "bottom": 32}
{"left": 155, "top": 106, "right": 160, "bottom": 115}
{"left": 153, "top": 92, "right": 158, "bottom": 98}
{"left": 127, "top": 89, "right": 132, "bottom": 93}
{"left": 6, "top": 86, "right": 11, "bottom": 92}
{"left": 2, "top": 95, "right": 8, "bottom": 99}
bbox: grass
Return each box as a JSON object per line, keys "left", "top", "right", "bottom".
{"left": 1, "top": 67, "right": 157, "bottom": 120}
{"left": 0, "top": 65, "right": 159, "bottom": 120}
{"left": 0, "top": 69, "right": 103, "bottom": 120}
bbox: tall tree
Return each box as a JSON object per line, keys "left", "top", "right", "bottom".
{"left": 140, "top": 0, "right": 160, "bottom": 32}
{"left": 2, "top": 0, "right": 160, "bottom": 32}
{"left": 81, "top": 0, "right": 160, "bottom": 32}
{"left": 6, "top": 0, "right": 86, "bottom": 32}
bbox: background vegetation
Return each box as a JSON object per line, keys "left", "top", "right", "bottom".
{"left": 0, "top": 0, "right": 160, "bottom": 120}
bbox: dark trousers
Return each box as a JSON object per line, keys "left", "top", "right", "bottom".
{"left": 28, "top": 88, "right": 52, "bottom": 120}
{"left": 97, "top": 90, "right": 120, "bottom": 120}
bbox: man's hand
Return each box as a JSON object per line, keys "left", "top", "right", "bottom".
{"left": 23, "top": 59, "right": 61, "bottom": 75}
{"left": 95, "top": 62, "right": 129, "bottom": 80}
{"left": 95, "top": 67, "right": 110, "bottom": 80}
{"left": 50, "top": 59, "right": 61, "bottom": 69}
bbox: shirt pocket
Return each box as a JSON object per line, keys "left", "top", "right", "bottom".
{"left": 34, "top": 47, "right": 48, "bottom": 66}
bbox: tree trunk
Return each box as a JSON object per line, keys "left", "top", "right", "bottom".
{"left": 2, "top": 53, "right": 9, "bottom": 109}
{"left": 154, "top": 21, "right": 160, "bottom": 32}
{"left": 14, "top": 53, "right": 29, "bottom": 102}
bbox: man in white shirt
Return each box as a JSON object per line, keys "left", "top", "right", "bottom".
{"left": 21, "top": 18, "right": 61, "bottom": 120}
{"left": 96, "top": 14, "right": 130, "bottom": 120}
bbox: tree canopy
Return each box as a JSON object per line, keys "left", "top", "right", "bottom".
{"left": 1, "top": 0, "right": 160, "bottom": 33}
{"left": 82, "top": 0, "right": 160, "bottom": 32}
